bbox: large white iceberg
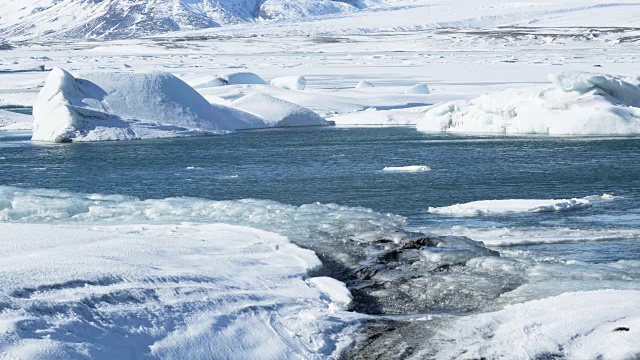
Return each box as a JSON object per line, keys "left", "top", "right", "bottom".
{"left": 32, "top": 68, "right": 265, "bottom": 142}
{"left": 417, "top": 72, "right": 640, "bottom": 135}
{"left": 231, "top": 93, "right": 330, "bottom": 127}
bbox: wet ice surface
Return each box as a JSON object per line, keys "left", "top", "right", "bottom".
{"left": 2, "top": 128, "right": 640, "bottom": 357}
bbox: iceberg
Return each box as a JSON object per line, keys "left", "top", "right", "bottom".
{"left": 418, "top": 72, "right": 640, "bottom": 135}
{"left": 193, "top": 72, "right": 266, "bottom": 89}
{"left": 271, "top": 75, "right": 307, "bottom": 90}
{"left": 231, "top": 93, "right": 331, "bottom": 127}
{"left": 32, "top": 68, "right": 266, "bottom": 142}
{"left": 356, "top": 81, "right": 375, "bottom": 89}
{"left": 406, "top": 83, "right": 430, "bottom": 94}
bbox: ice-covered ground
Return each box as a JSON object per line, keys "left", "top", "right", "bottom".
{"left": 423, "top": 290, "right": 640, "bottom": 359}
{"left": 0, "top": 222, "right": 361, "bottom": 359}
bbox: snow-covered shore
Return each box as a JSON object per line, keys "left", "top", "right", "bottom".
{"left": 0, "top": 222, "right": 360, "bottom": 359}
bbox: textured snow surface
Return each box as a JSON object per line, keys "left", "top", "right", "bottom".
{"left": 32, "top": 68, "right": 265, "bottom": 142}
{"left": 0, "top": 222, "right": 359, "bottom": 359}
{"left": 231, "top": 92, "right": 329, "bottom": 127}
{"left": 426, "top": 290, "right": 640, "bottom": 360}
{"left": 418, "top": 72, "right": 640, "bottom": 135}
{"left": 427, "top": 194, "right": 617, "bottom": 216}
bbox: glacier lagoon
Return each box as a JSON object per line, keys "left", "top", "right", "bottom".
{"left": 2, "top": 126, "right": 640, "bottom": 357}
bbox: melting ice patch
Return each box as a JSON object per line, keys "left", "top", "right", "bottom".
{"left": 0, "top": 222, "right": 361, "bottom": 359}
{"left": 427, "top": 194, "right": 617, "bottom": 216}
{"left": 430, "top": 226, "right": 640, "bottom": 246}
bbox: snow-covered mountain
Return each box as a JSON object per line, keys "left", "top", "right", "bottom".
{"left": 0, "top": 0, "right": 364, "bottom": 40}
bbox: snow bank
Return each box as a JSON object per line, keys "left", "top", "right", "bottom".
{"left": 418, "top": 71, "right": 640, "bottom": 135}
{"left": 429, "top": 290, "right": 640, "bottom": 359}
{"left": 383, "top": 165, "right": 431, "bottom": 172}
{"left": 0, "top": 222, "right": 360, "bottom": 359}
{"left": 32, "top": 68, "right": 265, "bottom": 142}
{"left": 427, "top": 195, "right": 606, "bottom": 216}
{"left": 0, "top": 110, "right": 31, "bottom": 130}
{"left": 193, "top": 72, "right": 266, "bottom": 89}
{"left": 271, "top": 75, "right": 306, "bottom": 90}
{"left": 406, "top": 83, "right": 430, "bottom": 94}
{"left": 231, "top": 92, "right": 330, "bottom": 127}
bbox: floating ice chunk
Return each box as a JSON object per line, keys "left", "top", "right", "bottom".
{"left": 418, "top": 71, "right": 640, "bottom": 135}
{"left": 429, "top": 290, "right": 640, "bottom": 359}
{"left": 271, "top": 75, "right": 306, "bottom": 90}
{"left": 406, "top": 83, "right": 430, "bottom": 94}
{"left": 356, "top": 81, "right": 375, "bottom": 89}
{"left": 582, "top": 193, "right": 619, "bottom": 201}
{"left": 32, "top": 68, "right": 266, "bottom": 142}
{"left": 383, "top": 165, "right": 431, "bottom": 172}
{"left": 428, "top": 197, "right": 595, "bottom": 216}
{"left": 231, "top": 93, "right": 330, "bottom": 127}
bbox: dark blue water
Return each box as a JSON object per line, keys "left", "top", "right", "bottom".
{"left": 2, "top": 127, "right": 640, "bottom": 262}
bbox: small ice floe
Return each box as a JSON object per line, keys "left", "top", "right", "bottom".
{"left": 405, "top": 83, "right": 430, "bottom": 94}
{"left": 356, "top": 81, "right": 375, "bottom": 89}
{"left": 427, "top": 195, "right": 614, "bottom": 216}
{"left": 271, "top": 75, "right": 306, "bottom": 90}
{"left": 582, "top": 193, "right": 619, "bottom": 201}
{"left": 383, "top": 165, "right": 431, "bottom": 172}
{"left": 185, "top": 166, "right": 201, "bottom": 170}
